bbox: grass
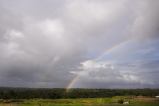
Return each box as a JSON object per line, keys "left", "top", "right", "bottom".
{"left": 0, "top": 96, "right": 159, "bottom": 106}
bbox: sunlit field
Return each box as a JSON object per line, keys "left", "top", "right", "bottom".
{"left": 0, "top": 96, "right": 159, "bottom": 106}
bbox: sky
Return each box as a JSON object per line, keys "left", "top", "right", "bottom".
{"left": 0, "top": 0, "right": 159, "bottom": 88}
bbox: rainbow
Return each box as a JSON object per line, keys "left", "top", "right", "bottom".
{"left": 66, "top": 39, "right": 130, "bottom": 92}
{"left": 66, "top": 74, "right": 80, "bottom": 92}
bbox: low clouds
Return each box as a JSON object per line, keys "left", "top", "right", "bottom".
{"left": 0, "top": 0, "right": 159, "bottom": 88}
{"left": 72, "top": 39, "right": 159, "bottom": 88}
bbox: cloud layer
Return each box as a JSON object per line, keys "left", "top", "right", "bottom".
{"left": 0, "top": 0, "right": 159, "bottom": 88}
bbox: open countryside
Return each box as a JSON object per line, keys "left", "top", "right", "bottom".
{"left": 0, "top": 96, "right": 159, "bottom": 106}
{"left": 0, "top": 88, "right": 159, "bottom": 106}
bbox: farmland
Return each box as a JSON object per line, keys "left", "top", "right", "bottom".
{"left": 0, "top": 96, "right": 159, "bottom": 106}
{"left": 0, "top": 88, "right": 159, "bottom": 106}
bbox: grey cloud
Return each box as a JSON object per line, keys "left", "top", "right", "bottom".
{"left": 131, "top": 0, "right": 159, "bottom": 39}
{"left": 0, "top": 0, "right": 159, "bottom": 88}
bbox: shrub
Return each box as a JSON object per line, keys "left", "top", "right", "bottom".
{"left": 118, "top": 99, "right": 124, "bottom": 104}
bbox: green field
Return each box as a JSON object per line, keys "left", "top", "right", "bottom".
{"left": 0, "top": 96, "right": 159, "bottom": 106}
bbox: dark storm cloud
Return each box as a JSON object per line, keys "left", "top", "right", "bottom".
{"left": 0, "top": 0, "right": 159, "bottom": 88}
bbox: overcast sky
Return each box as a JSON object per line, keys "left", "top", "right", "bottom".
{"left": 0, "top": 0, "right": 159, "bottom": 88}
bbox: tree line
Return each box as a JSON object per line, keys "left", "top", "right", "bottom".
{"left": 0, "top": 87, "right": 159, "bottom": 99}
